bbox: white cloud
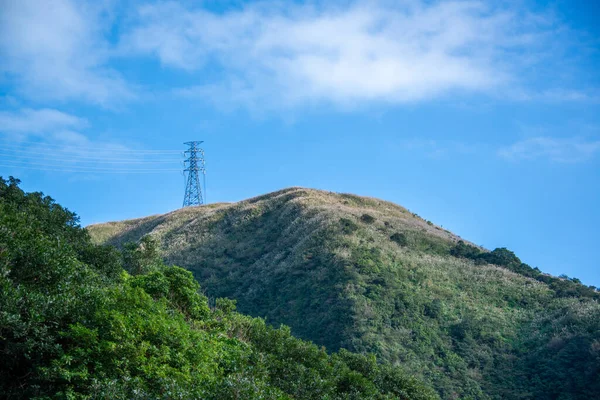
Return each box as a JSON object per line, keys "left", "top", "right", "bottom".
{"left": 0, "top": 0, "right": 133, "bottom": 106}
{"left": 0, "top": 107, "right": 128, "bottom": 159}
{"left": 0, "top": 0, "right": 592, "bottom": 111}
{"left": 499, "top": 137, "right": 600, "bottom": 163}
{"left": 0, "top": 108, "right": 87, "bottom": 135}
{"left": 122, "top": 0, "right": 556, "bottom": 108}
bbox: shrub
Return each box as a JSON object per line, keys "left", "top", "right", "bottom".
{"left": 360, "top": 214, "right": 376, "bottom": 224}
{"left": 424, "top": 299, "right": 443, "bottom": 319}
{"left": 390, "top": 232, "right": 408, "bottom": 247}
{"left": 339, "top": 218, "right": 359, "bottom": 234}
{"left": 479, "top": 247, "right": 521, "bottom": 267}
{"left": 449, "top": 241, "right": 482, "bottom": 259}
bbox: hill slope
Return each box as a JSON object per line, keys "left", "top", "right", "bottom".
{"left": 1, "top": 178, "right": 437, "bottom": 399}
{"left": 89, "top": 187, "right": 600, "bottom": 400}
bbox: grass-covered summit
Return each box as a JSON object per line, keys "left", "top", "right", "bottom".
{"left": 90, "top": 187, "right": 600, "bottom": 400}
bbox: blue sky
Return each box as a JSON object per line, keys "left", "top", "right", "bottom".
{"left": 1, "top": 0, "right": 599, "bottom": 286}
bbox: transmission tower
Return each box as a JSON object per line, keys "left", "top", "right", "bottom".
{"left": 183, "top": 141, "right": 206, "bottom": 207}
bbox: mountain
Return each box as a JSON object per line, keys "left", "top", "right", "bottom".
{"left": 88, "top": 187, "right": 600, "bottom": 400}
{"left": 0, "top": 178, "right": 437, "bottom": 400}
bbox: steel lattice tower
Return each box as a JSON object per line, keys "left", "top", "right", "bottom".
{"left": 183, "top": 141, "right": 206, "bottom": 207}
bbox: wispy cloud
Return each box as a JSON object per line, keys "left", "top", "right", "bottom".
{"left": 122, "top": 0, "right": 568, "bottom": 109}
{"left": 0, "top": 0, "right": 133, "bottom": 106}
{"left": 0, "top": 108, "right": 87, "bottom": 135}
{"left": 499, "top": 137, "right": 600, "bottom": 163}
{"left": 0, "top": 107, "right": 124, "bottom": 151}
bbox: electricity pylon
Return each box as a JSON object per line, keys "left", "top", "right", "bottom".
{"left": 183, "top": 141, "right": 205, "bottom": 207}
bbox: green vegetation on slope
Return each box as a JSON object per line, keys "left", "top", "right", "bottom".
{"left": 0, "top": 177, "right": 437, "bottom": 400}
{"left": 89, "top": 187, "right": 600, "bottom": 400}
{"left": 450, "top": 241, "right": 599, "bottom": 300}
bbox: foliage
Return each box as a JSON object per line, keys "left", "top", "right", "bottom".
{"left": 390, "top": 233, "right": 408, "bottom": 247}
{"left": 449, "top": 240, "right": 482, "bottom": 260}
{"left": 0, "top": 177, "right": 437, "bottom": 400}
{"left": 340, "top": 217, "right": 360, "bottom": 234}
{"left": 361, "top": 214, "right": 377, "bottom": 224}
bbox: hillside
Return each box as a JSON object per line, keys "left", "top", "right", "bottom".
{"left": 89, "top": 187, "right": 600, "bottom": 400}
{"left": 0, "top": 177, "right": 437, "bottom": 399}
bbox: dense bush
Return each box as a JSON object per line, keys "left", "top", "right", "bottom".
{"left": 340, "top": 217, "right": 360, "bottom": 234}
{"left": 449, "top": 240, "right": 482, "bottom": 260}
{"left": 390, "top": 232, "right": 408, "bottom": 247}
{"left": 361, "top": 214, "right": 376, "bottom": 224}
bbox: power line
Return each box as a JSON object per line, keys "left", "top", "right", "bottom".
{"left": 0, "top": 159, "right": 179, "bottom": 170}
{"left": 0, "top": 144, "right": 183, "bottom": 156}
{"left": 0, "top": 152, "right": 182, "bottom": 164}
{"left": 0, "top": 138, "right": 182, "bottom": 152}
{"left": 0, "top": 163, "right": 179, "bottom": 173}
{"left": 0, "top": 141, "right": 186, "bottom": 174}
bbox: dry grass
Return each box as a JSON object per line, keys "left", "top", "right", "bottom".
{"left": 89, "top": 187, "right": 474, "bottom": 252}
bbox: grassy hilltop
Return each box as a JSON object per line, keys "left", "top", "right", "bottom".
{"left": 89, "top": 187, "right": 600, "bottom": 400}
